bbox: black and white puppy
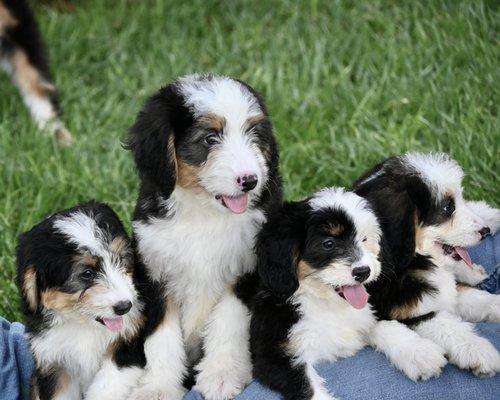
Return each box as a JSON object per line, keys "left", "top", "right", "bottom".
{"left": 0, "top": 0, "right": 72, "bottom": 144}
{"left": 251, "top": 188, "right": 381, "bottom": 400}
{"left": 127, "top": 74, "right": 281, "bottom": 400}
{"left": 354, "top": 152, "right": 500, "bottom": 380}
{"left": 16, "top": 202, "right": 143, "bottom": 400}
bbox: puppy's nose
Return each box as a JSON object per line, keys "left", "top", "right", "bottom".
{"left": 113, "top": 300, "right": 132, "bottom": 316}
{"left": 237, "top": 174, "right": 258, "bottom": 192}
{"left": 352, "top": 266, "right": 371, "bottom": 283}
{"left": 478, "top": 227, "right": 490, "bottom": 240}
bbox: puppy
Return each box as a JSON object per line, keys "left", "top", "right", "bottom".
{"left": 126, "top": 74, "right": 281, "bottom": 400}
{"left": 0, "top": 0, "right": 73, "bottom": 145}
{"left": 354, "top": 152, "right": 500, "bottom": 380}
{"left": 16, "top": 202, "right": 143, "bottom": 400}
{"left": 250, "top": 188, "right": 381, "bottom": 400}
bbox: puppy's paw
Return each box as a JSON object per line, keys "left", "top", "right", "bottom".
{"left": 127, "top": 387, "right": 185, "bottom": 400}
{"left": 195, "top": 359, "right": 252, "bottom": 400}
{"left": 449, "top": 336, "right": 500, "bottom": 377}
{"left": 396, "top": 339, "right": 447, "bottom": 381}
{"left": 466, "top": 264, "right": 489, "bottom": 286}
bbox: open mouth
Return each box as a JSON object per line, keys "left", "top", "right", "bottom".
{"left": 215, "top": 193, "right": 249, "bottom": 214}
{"left": 96, "top": 316, "right": 124, "bottom": 332}
{"left": 440, "top": 243, "right": 473, "bottom": 269}
{"left": 334, "top": 285, "right": 369, "bottom": 309}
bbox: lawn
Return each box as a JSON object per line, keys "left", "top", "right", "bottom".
{"left": 0, "top": 0, "right": 498, "bottom": 321}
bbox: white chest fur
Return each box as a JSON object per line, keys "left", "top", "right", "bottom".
{"left": 288, "top": 282, "right": 376, "bottom": 366}
{"left": 134, "top": 189, "right": 265, "bottom": 341}
{"left": 414, "top": 266, "right": 458, "bottom": 316}
{"left": 30, "top": 317, "right": 114, "bottom": 388}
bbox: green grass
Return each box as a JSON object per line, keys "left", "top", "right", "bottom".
{"left": 0, "top": 0, "right": 498, "bottom": 321}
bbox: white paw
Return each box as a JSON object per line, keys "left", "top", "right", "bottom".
{"left": 486, "top": 296, "right": 500, "bottom": 323}
{"left": 396, "top": 339, "right": 447, "bottom": 381}
{"left": 127, "top": 387, "right": 185, "bottom": 400}
{"left": 195, "top": 361, "right": 252, "bottom": 400}
{"left": 311, "top": 389, "right": 337, "bottom": 400}
{"left": 466, "top": 264, "right": 489, "bottom": 286}
{"left": 449, "top": 336, "right": 500, "bottom": 377}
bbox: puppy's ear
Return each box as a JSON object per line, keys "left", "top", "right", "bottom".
{"left": 466, "top": 200, "right": 500, "bottom": 234}
{"left": 127, "top": 85, "right": 190, "bottom": 198}
{"left": 256, "top": 202, "right": 307, "bottom": 300}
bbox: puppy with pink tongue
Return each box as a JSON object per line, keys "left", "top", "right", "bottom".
{"left": 250, "top": 188, "right": 382, "bottom": 400}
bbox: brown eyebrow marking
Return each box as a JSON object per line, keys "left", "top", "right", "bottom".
{"left": 247, "top": 114, "right": 266, "bottom": 127}
{"left": 73, "top": 253, "right": 98, "bottom": 268}
{"left": 197, "top": 113, "right": 226, "bottom": 132}
{"left": 109, "top": 236, "right": 129, "bottom": 255}
{"left": 328, "top": 224, "right": 344, "bottom": 236}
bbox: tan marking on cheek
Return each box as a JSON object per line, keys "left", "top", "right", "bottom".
{"left": 0, "top": 2, "right": 18, "bottom": 33}
{"left": 297, "top": 260, "right": 315, "bottom": 281}
{"left": 414, "top": 211, "right": 426, "bottom": 251}
{"left": 176, "top": 157, "right": 203, "bottom": 190}
{"left": 10, "top": 49, "right": 57, "bottom": 105}
{"left": 41, "top": 289, "right": 81, "bottom": 311}
{"left": 22, "top": 266, "right": 38, "bottom": 312}
{"left": 52, "top": 369, "right": 71, "bottom": 398}
{"left": 364, "top": 240, "right": 380, "bottom": 257}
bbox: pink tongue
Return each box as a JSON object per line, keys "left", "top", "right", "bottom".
{"left": 222, "top": 194, "right": 248, "bottom": 214}
{"left": 341, "top": 285, "right": 369, "bottom": 309}
{"left": 455, "top": 246, "right": 473, "bottom": 269}
{"left": 102, "top": 317, "right": 123, "bottom": 332}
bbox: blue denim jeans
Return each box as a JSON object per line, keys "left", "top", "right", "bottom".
{"left": 2, "top": 236, "right": 499, "bottom": 400}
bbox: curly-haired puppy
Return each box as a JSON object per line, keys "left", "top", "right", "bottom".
{"left": 16, "top": 202, "right": 143, "bottom": 400}
{"left": 353, "top": 152, "right": 500, "bottom": 381}
{"left": 250, "top": 188, "right": 381, "bottom": 400}
{"left": 0, "top": 0, "right": 72, "bottom": 144}
{"left": 126, "top": 74, "right": 281, "bottom": 400}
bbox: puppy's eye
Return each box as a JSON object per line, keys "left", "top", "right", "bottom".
{"left": 204, "top": 133, "right": 220, "bottom": 146}
{"left": 81, "top": 269, "right": 95, "bottom": 281}
{"left": 442, "top": 197, "right": 455, "bottom": 216}
{"left": 322, "top": 239, "right": 334, "bottom": 250}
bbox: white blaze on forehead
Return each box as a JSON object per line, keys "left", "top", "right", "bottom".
{"left": 53, "top": 211, "right": 106, "bottom": 255}
{"left": 403, "top": 152, "right": 464, "bottom": 201}
{"left": 309, "top": 187, "right": 381, "bottom": 242}
{"left": 177, "top": 74, "right": 262, "bottom": 128}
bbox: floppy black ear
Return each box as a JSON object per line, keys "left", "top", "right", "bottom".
{"left": 256, "top": 202, "right": 307, "bottom": 301}
{"left": 354, "top": 162, "right": 419, "bottom": 270}
{"left": 127, "top": 85, "right": 191, "bottom": 199}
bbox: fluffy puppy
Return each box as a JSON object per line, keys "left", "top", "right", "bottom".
{"left": 127, "top": 74, "right": 281, "bottom": 400}
{"left": 16, "top": 202, "right": 143, "bottom": 400}
{"left": 0, "top": 0, "right": 72, "bottom": 145}
{"left": 353, "top": 152, "right": 500, "bottom": 380}
{"left": 250, "top": 188, "right": 381, "bottom": 400}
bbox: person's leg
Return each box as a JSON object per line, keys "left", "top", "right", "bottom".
{"left": 182, "top": 323, "right": 499, "bottom": 400}
{"left": 0, "top": 317, "right": 34, "bottom": 400}
{"left": 469, "top": 234, "right": 500, "bottom": 294}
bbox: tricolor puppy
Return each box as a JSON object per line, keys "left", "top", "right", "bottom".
{"left": 127, "top": 74, "right": 281, "bottom": 400}
{"left": 0, "top": 0, "right": 73, "bottom": 145}
{"left": 250, "top": 188, "right": 381, "bottom": 400}
{"left": 354, "top": 152, "right": 500, "bottom": 381}
{"left": 16, "top": 202, "right": 143, "bottom": 400}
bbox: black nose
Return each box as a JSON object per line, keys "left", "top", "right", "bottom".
{"left": 479, "top": 227, "right": 490, "bottom": 240}
{"left": 113, "top": 300, "right": 132, "bottom": 316}
{"left": 240, "top": 174, "right": 258, "bottom": 192}
{"left": 352, "top": 266, "right": 371, "bottom": 283}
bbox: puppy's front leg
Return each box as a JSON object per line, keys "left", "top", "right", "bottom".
{"left": 194, "top": 289, "right": 252, "bottom": 400}
{"left": 415, "top": 310, "right": 500, "bottom": 377}
{"left": 370, "top": 320, "right": 447, "bottom": 381}
{"left": 85, "top": 359, "right": 143, "bottom": 400}
{"left": 31, "top": 367, "right": 80, "bottom": 400}
{"left": 455, "top": 285, "right": 500, "bottom": 323}
{"left": 128, "top": 301, "right": 187, "bottom": 400}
